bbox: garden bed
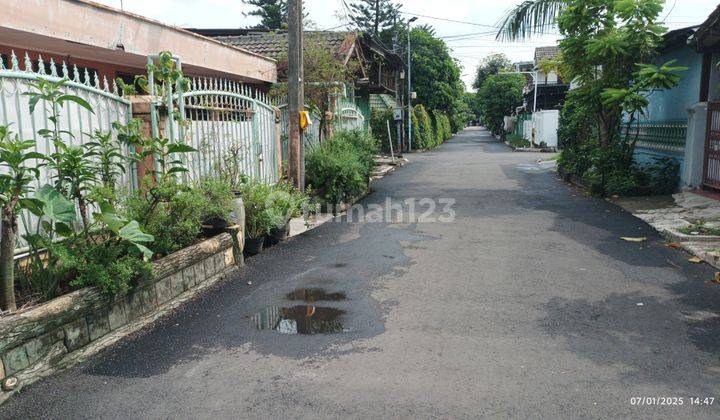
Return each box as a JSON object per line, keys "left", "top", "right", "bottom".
{"left": 0, "top": 230, "right": 242, "bottom": 402}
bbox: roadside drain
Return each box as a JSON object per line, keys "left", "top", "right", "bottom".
{"left": 251, "top": 306, "right": 347, "bottom": 335}
{"left": 286, "top": 288, "right": 347, "bottom": 302}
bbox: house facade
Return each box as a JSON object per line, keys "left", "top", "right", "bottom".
{"left": 0, "top": 0, "right": 277, "bottom": 87}
{"left": 524, "top": 46, "right": 569, "bottom": 111}
{"left": 190, "top": 29, "right": 405, "bottom": 122}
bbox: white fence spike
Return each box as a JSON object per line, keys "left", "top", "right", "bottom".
{"left": 37, "top": 55, "right": 46, "bottom": 75}
{"left": 49, "top": 58, "right": 58, "bottom": 77}
{"left": 23, "top": 52, "right": 33, "bottom": 72}
{"left": 10, "top": 50, "right": 19, "bottom": 71}
{"left": 73, "top": 65, "right": 81, "bottom": 83}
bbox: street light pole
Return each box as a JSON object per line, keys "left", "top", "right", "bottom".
{"left": 407, "top": 17, "right": 417, "bottom": 152}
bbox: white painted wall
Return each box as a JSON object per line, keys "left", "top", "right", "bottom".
{"left": 532, "top": 110, "right": 559, "bottom": 147}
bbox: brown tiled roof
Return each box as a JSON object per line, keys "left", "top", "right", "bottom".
{"left": 534, "top": 46, "right": 560, "bottom": 63}
{"left": 215, "top": 31, "right": 355, "bottom": 60}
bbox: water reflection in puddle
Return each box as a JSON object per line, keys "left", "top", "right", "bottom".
{"left": 286, "top": 288, "right": 347, "bottom": 302}
{"left": 251, "top": 306, "right": 347, "bottom": 335}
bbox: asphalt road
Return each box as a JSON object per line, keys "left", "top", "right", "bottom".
{"left": 2, "top": 127, "right": 720, "bottom": 419}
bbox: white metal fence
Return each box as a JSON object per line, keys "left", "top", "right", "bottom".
{"left": 171, "top": 78, "right": 280, "bottom": 184}
{"left": 0, "top": 52, "right": 133, "bottom": 252}
{"left": 335, "top": 99, "right": 366, "bottom": 132}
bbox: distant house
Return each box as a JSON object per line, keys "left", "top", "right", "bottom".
{"left": 190, "top": 29, "right": 405, "bottom": 122}
{"left": 0, "top": 0, "right": 277, "bottom": 88}
{"left": 525, "top": 46, "right": 569, "bottom": 111}
{"left": 636, "top": 4, "right": 720, "bottom": 191}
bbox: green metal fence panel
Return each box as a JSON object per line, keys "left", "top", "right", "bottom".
{"left": 0, "top": 51, "right": 133, "bottom": 253}
{"left": 335, "top": 98, "right": 366, "bottom": 132}
{"left": 622, "top": 119, "right": 687, "bottom": 153}
{"left": 513, "top": 113, "right": 531, "bottom": 138}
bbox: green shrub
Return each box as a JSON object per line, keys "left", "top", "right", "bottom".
{"left": 305, "top": 130, "right": 375, "bottom": 204}
{"left": 198, "top": 178, "right": 235, "bottom": 223}
{"left": 69, "top": 245, "right": 154, "bottom": 296}
{"left": 239, "top": 180, "right": 282, "bottom": 238}
{"left": 122, "top": 178, "right": 206, "bottom": 256}
{"left": 507, "top": 133, "right": 530, "bottom": 148}
{"left": 370, "top": 108, "right": 397, "bottom": 153}
{"left": 413, "top": 105, "right": 435, "bottom": 149}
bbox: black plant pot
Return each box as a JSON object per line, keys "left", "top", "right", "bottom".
{"left": 265, "top": 223, "right": 290, "bottom": 246}
{"left": 244, "top": 236, "right": 265, "bottom": 256}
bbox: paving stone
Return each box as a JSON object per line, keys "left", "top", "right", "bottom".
{"left": 2, "top": 346, "right": 29, "bottom": 376}
{"left": 24, "top": 330, "right": 64, "bottom": 365}
{"left": 108, "top": 300, "right": 127, "bottom": 330}
{"left": 182, "top": 266, "right": 195, "bottom": 290}
{"left": 170, "top": 272, "right": 184, "bottom": 297}
{"left": 193, "top": 261, "right": 206, "bottom": 286}
{"left": 140, "top": 286, "right": 158, "bottom": 313}
{"left": 203, "top": 256, "right": 215, "bottom": 277}
{"left": 215, "top": 252, "right": 226, "bottom": 272}
{"left": 63, "top": 318, "right": 90, "bottom": 351}
{"left": 154, "top": 276, "right": 174, "bottom": 305}
{"left": 126, "top": 290, "right": 146, "bottom": 319}
{"left": 224, "top": 248, "right": 235, "bottom": 268}
{"left": 86, "top": 310, "right": 111, "bottom": 341}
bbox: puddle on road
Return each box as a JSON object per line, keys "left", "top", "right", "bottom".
{"left": 286, "top": 288, "right": 347, "bottom": 302}
{"left": 251, "top": 306, "right": 347, "bottom": 335}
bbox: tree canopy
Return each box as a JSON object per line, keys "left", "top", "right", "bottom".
{"left": 404, "top": 27, "right": 467, "bottom": 130}
{"left": 472, "top": 53, "right": 512, "bottom": 91}
{"left": 477, "top": 74, "right": 526, "bottom": 134}
{"left": 243, "top": 0, "right": 287, "bottom": 30}
{"left": 347, "top": 0, "right": 402, "bottom": 37}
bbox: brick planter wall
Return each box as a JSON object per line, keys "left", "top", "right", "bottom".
{"left": 0, "top": 229, "right": 243, "bottom": 401}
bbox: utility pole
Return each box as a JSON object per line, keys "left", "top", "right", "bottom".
{"left": 287, "top": 0, "right": 304, "bottom": 188}
{"left": 392, "top": 17, "right": 403, "bottom": 153}
{"left": 407, "top": 17, "right": 417, "bottom": 151}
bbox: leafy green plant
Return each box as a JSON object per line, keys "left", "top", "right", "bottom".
{"left": 370, "top": 108, "right": 396, "bottom": 153}
{"left": 507, "top": 133, "right": 531, "bottom": 148}
{"left": 477, "top": 73, "right": 526, "bottom": 136}
{"left": 198, "top": 178, "right": 235, "bottom": 223}
{"left": 305, "top": 131, "right": 375, "bottom": 204}
{"left": 240, "top": 180, "right": 282, "bottom": 238}
{"left": 122, "top": 178, "right": 205, "bottom": 256}
{"left": 413, "top": 105, "right": 436, "bottom": 149}
{"left": 0, "top": 126, "right": 45, "bottom": 311}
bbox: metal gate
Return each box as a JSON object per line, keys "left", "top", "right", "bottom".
{"left": 148, "top": 56, "right": 280, "bottom": 185}
{"left": 703, "top": 102, "right": 720, "bottom": 189}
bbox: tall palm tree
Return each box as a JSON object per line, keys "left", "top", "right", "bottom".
{"left": 495, "top": 0, "right": 566, "bottom": 41}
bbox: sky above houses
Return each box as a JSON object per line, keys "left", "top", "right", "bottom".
{"left": 96, "top": 0, "right": 719, "bottom": 91}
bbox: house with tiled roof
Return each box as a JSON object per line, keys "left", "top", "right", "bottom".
{"left": 189, "top": 28, "right": 405, "bottom": 122}
{"left": 525, "top": 45, "right": 569, "bottom": 111}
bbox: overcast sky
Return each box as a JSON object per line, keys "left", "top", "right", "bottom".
{"left": 97, "top": 0, "right": 719, "bottom": 90}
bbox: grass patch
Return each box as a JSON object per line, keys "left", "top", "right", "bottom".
{"left": 678, "top": 220, "right": 720, "bottom": 236}
{"left": 507, "top": 133, "right": 531, "bottom": 148}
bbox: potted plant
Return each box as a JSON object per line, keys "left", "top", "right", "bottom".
{"left": 240, "top": 180, "right": 272, "bottom": 255}
{"left": 198, "top": 178, "right": 235, "bottom": 233}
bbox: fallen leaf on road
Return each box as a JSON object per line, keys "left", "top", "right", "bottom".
{"left": 666, "top": 242, "right": 681, "bottom": 249}
{"left": 689, "top": 256, "right": 703, "bottom": 263}
{"left": 714, "top": 273, "right": 720, "bottom": 284}
{"left": 621, "top": 237, "right": 647, "bottom": 242}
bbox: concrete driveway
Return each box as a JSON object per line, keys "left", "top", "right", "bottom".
{"left": 2, "top": 127, "right": 719, "bottom": 419}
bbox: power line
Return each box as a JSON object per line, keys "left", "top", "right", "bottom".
{"left": 400, "top": 11, "right": 498, "bottom": 28}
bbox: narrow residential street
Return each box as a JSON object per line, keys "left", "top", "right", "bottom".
{"left": 2, "top": 127, "right": 720, "bottom": 419}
